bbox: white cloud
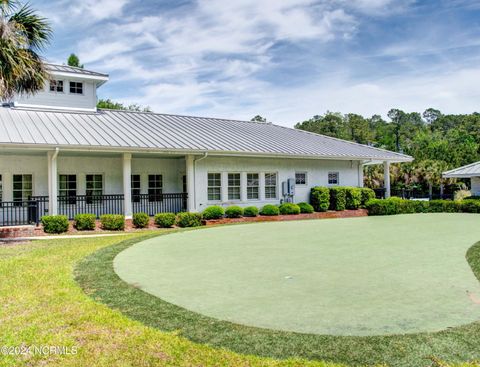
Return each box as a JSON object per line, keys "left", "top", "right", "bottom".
{"left": 71, "top": 0, "right": 129, "bottom": 20}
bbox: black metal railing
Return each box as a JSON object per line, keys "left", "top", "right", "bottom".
{"left": 0, "top": 193, "right": 188, "bottom": 225}
{"left": 132, "top": 193, "right": 187, "bottom": 216}
{"left": 0, "top": 196, "right": 49, "bottom": 227}
{"left": 58, "top": 194, "right": 124, "bottom": 220}
{"left": 373, "top": 188, "right": 453, "bottom": 200}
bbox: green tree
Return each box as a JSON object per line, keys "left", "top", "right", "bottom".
{"left": 67, "top": 53, "right": 83, "bottom": 68}
{"left": 0, "top": 0, "right": 52, "bottom": 100}
{"left": 251, "top": 115, "right": 267, "bottom": 123}
{"left": 97, "top": 98, "right": 151, "bottom": 112}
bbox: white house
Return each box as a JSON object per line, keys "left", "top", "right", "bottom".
{"left": 0, "top": 64, "right": 412, "bottom": 226}
{"left": 443, "top": 162, "right": 480, "bottom": 196}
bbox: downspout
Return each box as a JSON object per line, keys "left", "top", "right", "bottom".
{"left": 52, "top": 147, "right": 60, "bottom": 160}
{"left": 193, "top": 152, "right": 208, "bottom": 211}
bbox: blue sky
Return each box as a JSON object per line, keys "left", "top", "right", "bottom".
{"left": 37, "top": 0, "right": 480, "bottom": 126}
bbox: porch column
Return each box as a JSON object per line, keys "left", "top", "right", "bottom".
{"left": 358, "top": 161, "right": 364, "bottom": 188}
{"left": 383, "top": 160, "right": 391, "bottom": 198}
{"left": 185, "top": 155, "right": 196, "bottom": 212}
{"left": 47, "top": 150, "right": 58, "bottom": 215}
{"left": 123, "top": 153, "right": 133, "bottom": 219}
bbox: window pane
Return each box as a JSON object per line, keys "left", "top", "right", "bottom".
{"left": 207, "top": 173, "right": 222, "bottom": 201}
{"left": 265, "top": 173, "right": 277, "bottom": 199}
{"left": 328, "top": 172, "right": 339, "bottom": 185}
{"left": 295, "top": 172, "right": 306, "bottom": 185}
{"left": 12, "top": 174, "right": 33, "bottom": 201}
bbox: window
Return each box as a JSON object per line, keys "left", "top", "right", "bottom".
{"left": 328, "top": 172, "right": 339, "bottom": 185}
{"left": 86, "top": 174, "right": 103, "bottom": 203}
{"left": 207, "top": 173, "right": 221, "bottom": 201}
{"left": 13, "top": 174, "right": 32, "bottom": 202}
{"left": 131, "top": 175, "right": 141, "bottom": 202}
{"left": 148, "top": 174, "right": 163, "bottom": 202}
{"left": 265, "top": 173, "right": 277, "bottom": 199}
{"left": 247, "top": 173, "right": 259, "bottom": 200}
{"left": 69, "top": 81, "right": 83, "bottom": 94}
{"left": 228, "top": 173, "right": 241, "bottom": 200}
{"left": 295, "top": 172, "right": 307, "bottom": 185}
{"left": 59, "top": 175, "right": 77, "bottom": 204}
{"left": 49, "top": 80, "right": 64, "bottom": 92}
{"left": 182, "top": 175, "right": 187, "bottom": 193}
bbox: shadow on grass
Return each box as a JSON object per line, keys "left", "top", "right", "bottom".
{"left": 74, "top": 231, "right": 480, "bottom": 367}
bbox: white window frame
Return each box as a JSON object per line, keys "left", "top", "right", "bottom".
{"left": 148, "top": 174, "right": 163, "bottom": 202}
{"left": 86, "top": 174, "right": 103, "bottom": 203}
{"left": 59, "top": 174, "right": 77, "bottom": 196}
{"left": 264, "top": 172, "right": 278, "bottom": 199}
{"left": 295, "top": 172, "right": 307, "bottom": 186}
{"left": 207, "top": 173, "right": 222, "bottom": 202}
{"left": 12, "top": 174, "right": 33, "bottom": 202}
{"left": 246, "top": 173, "right": 260, "bottom": 200}
{"left": 131, "top": 174, "right": 141, "bottom": 202}
{"left": 328, "top": 172, "right": 340, "bottom": 185}
{"left": 49, "top": 79, "right": 64, "bottom": 93}
{"left": 227, "top": 173, "right": 241, "bottom": 201}
{"left": 69, "top": 81, "right": 84, "bottom": 95}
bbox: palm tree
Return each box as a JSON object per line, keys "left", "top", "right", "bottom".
{"left": 0, "top": 0, "right": 51, "bottom": 100}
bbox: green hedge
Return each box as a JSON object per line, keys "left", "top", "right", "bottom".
{"left": 360, "top": 188, "right": 375, "bottom": 207}
{"left": 74, "top": 213, "right": 96, "bottom": 231}
{"left": 279, "top": 203, "right": 301, "bottom": 215}
{"left": 100, "top": 214, "right": 125, "bottom": 231}
{"left": 260, "top": 204, "right": 280, "bottom": 216}
{"left": 133, "top": 212, "right": 150, "bottom": 228}
{"left": 41, "top": 215, "right": 69, "bottom": 234}
{"left": 365, "top": 198, "right": 480, "bottom": 216}
{"left": 243, "top": 206, "right": 259, "bottom": 217}
{"left": 225, "top": 206, "right": 244, "bottom": 218}
{"left": 298, "top": 202, "right": 314, "bottom": 213}
{"left": 310, "top": 187, "right": 330, "bottom": 212}
{"left": 176, "top": 212, "right": 203, "bottom": 227}
{"left": 329, "top": 187, "right": 347, "bottom": 211}
{"left": 345, "top": 187, "right": 362, "bottom": 210}
{"left": 202, "top": 206, "right": 224, "bottom": 220}
{"left": 154, "top": 213, "right": 176, "bottom": 228}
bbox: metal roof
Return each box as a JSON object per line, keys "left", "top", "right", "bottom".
{"left": 45, "top": 63, "right": 109, "bottom": 78}
{"left": 0, "top": 107, "right": 412, "bottom": 162}
{"left": 443, "top": 161, "right": 480, "bottom": 178}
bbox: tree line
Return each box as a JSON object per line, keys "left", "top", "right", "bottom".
{"left": 294, "top": 109, "right": 480, "bottom": 192}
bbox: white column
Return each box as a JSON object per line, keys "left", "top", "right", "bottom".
{"left": 358, "top": 161, "right": 364, "bottom": 187}
{"left": 47, "top": 150, "right": 58, "bottom": 215}
{"left": 240, "top": 172, "right": 247, "bottom": 202}
{"left": 384, "top": 161, "right": 391, "bottom": 198}
{"left": 185, "top": 155, "right": 196, "bottom": 212}
{"left": 123, "top": 153, "right": 132, "bottom": 219}
{"left": 259, "top": 172, "right": 266, "bottom": 201}
{"left": 221, "top": 172, "right": 228, "bottom": 203}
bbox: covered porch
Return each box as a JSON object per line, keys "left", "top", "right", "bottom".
{"left": 0, "top": 149, "right": 196, "bottom": 226}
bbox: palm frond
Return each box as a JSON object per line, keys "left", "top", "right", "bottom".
{"left": 9, "top": 4, "right": 51, "bottom": 50}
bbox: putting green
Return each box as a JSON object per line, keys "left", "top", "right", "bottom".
{"left": 114, "top": 214, "right": 480, "bottom": 336}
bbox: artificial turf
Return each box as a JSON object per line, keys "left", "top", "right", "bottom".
{"left": 113, "top": 214, "right": 480, "bottom": 336}
{"left": 75, "top": 214, "right": 480, "bottom": 367}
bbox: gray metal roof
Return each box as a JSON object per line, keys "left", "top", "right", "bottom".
{"left": 0, "top": 107, "right": 412, "bottom": 162}
{"left": 46, "top": 63, "right": 109, "bottom": 78}
{"left": 443, "top": 161, "right": 480, "bottom": 178}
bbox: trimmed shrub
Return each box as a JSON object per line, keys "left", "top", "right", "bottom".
{"left": 202, "top": 205, "right": 225, "bottom": 220}
{"left": 365, "top": 198, "right": 401, "bottom": 215}
{"left": 310, "top": 187, "right": 330, "bottom": 212}
{"left": 260, "top": 204, "right": 280, "bottom": 216}
{"left": 345, "top": 187, "right": 362, "bottom": 210}
{"left": 462, "top": 199, "right": 480, "bottom": 213}
{"left": 360, "top": 188, "right": 376, "bottom": 207}
{"left": 243, "top": 206, "right": 259, "bottom": 217}
{"left": 74, "top": 213, "right": 96, "bottom": 231}
{"left": 279, "top": 203, "right": 301, "bottom": 215}
{"left": 154, "top": 213, "right": 176, "bottom": 228}
{"left": 366, "top": 198, "right": 462, "bottom": 216}
{"left": 225, "top": 206, "right": 244, "bottom": 218}
{"left": 329, "top": 187, "right": 347, "bottom": 211}
{"left": 428, "top": 200, "right": 461, "bottom": 213}
{"left": 41, "top": 215, "right": 69, "bottom": 234}
{"left": 133, "top": 212, "right": 150, "bottom": 228}
{"left": 100, "top": 214, "right": 125, "bottom": 231}
{"left": 176, "top": 212, "right": 203, "bottom": 228}
{"left": 298, "top": 202, "right": 314, "bottom": 213}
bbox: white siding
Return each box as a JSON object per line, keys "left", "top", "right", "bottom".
{"left": 14, "top": 78, "right": 97, "bottom": 111}
{"left": 472, "top": 177, "right": 480, "bottom": 196}
{"left": 193, "top": 156, "right": 363, "bottom": 211}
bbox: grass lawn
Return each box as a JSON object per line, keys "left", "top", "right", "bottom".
{"left": 0, "top": 233, "right": 332, "bottom": 367}
{"left": 1, "top": 215, "right": 480, "bottom": 367}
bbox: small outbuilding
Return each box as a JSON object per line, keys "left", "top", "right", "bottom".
{"left": 443, "top": 161, "right": 480, "bottom": 196}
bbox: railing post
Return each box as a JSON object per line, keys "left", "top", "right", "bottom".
{"left": 123, "top": 153, "right": 132, "bottom": 219}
